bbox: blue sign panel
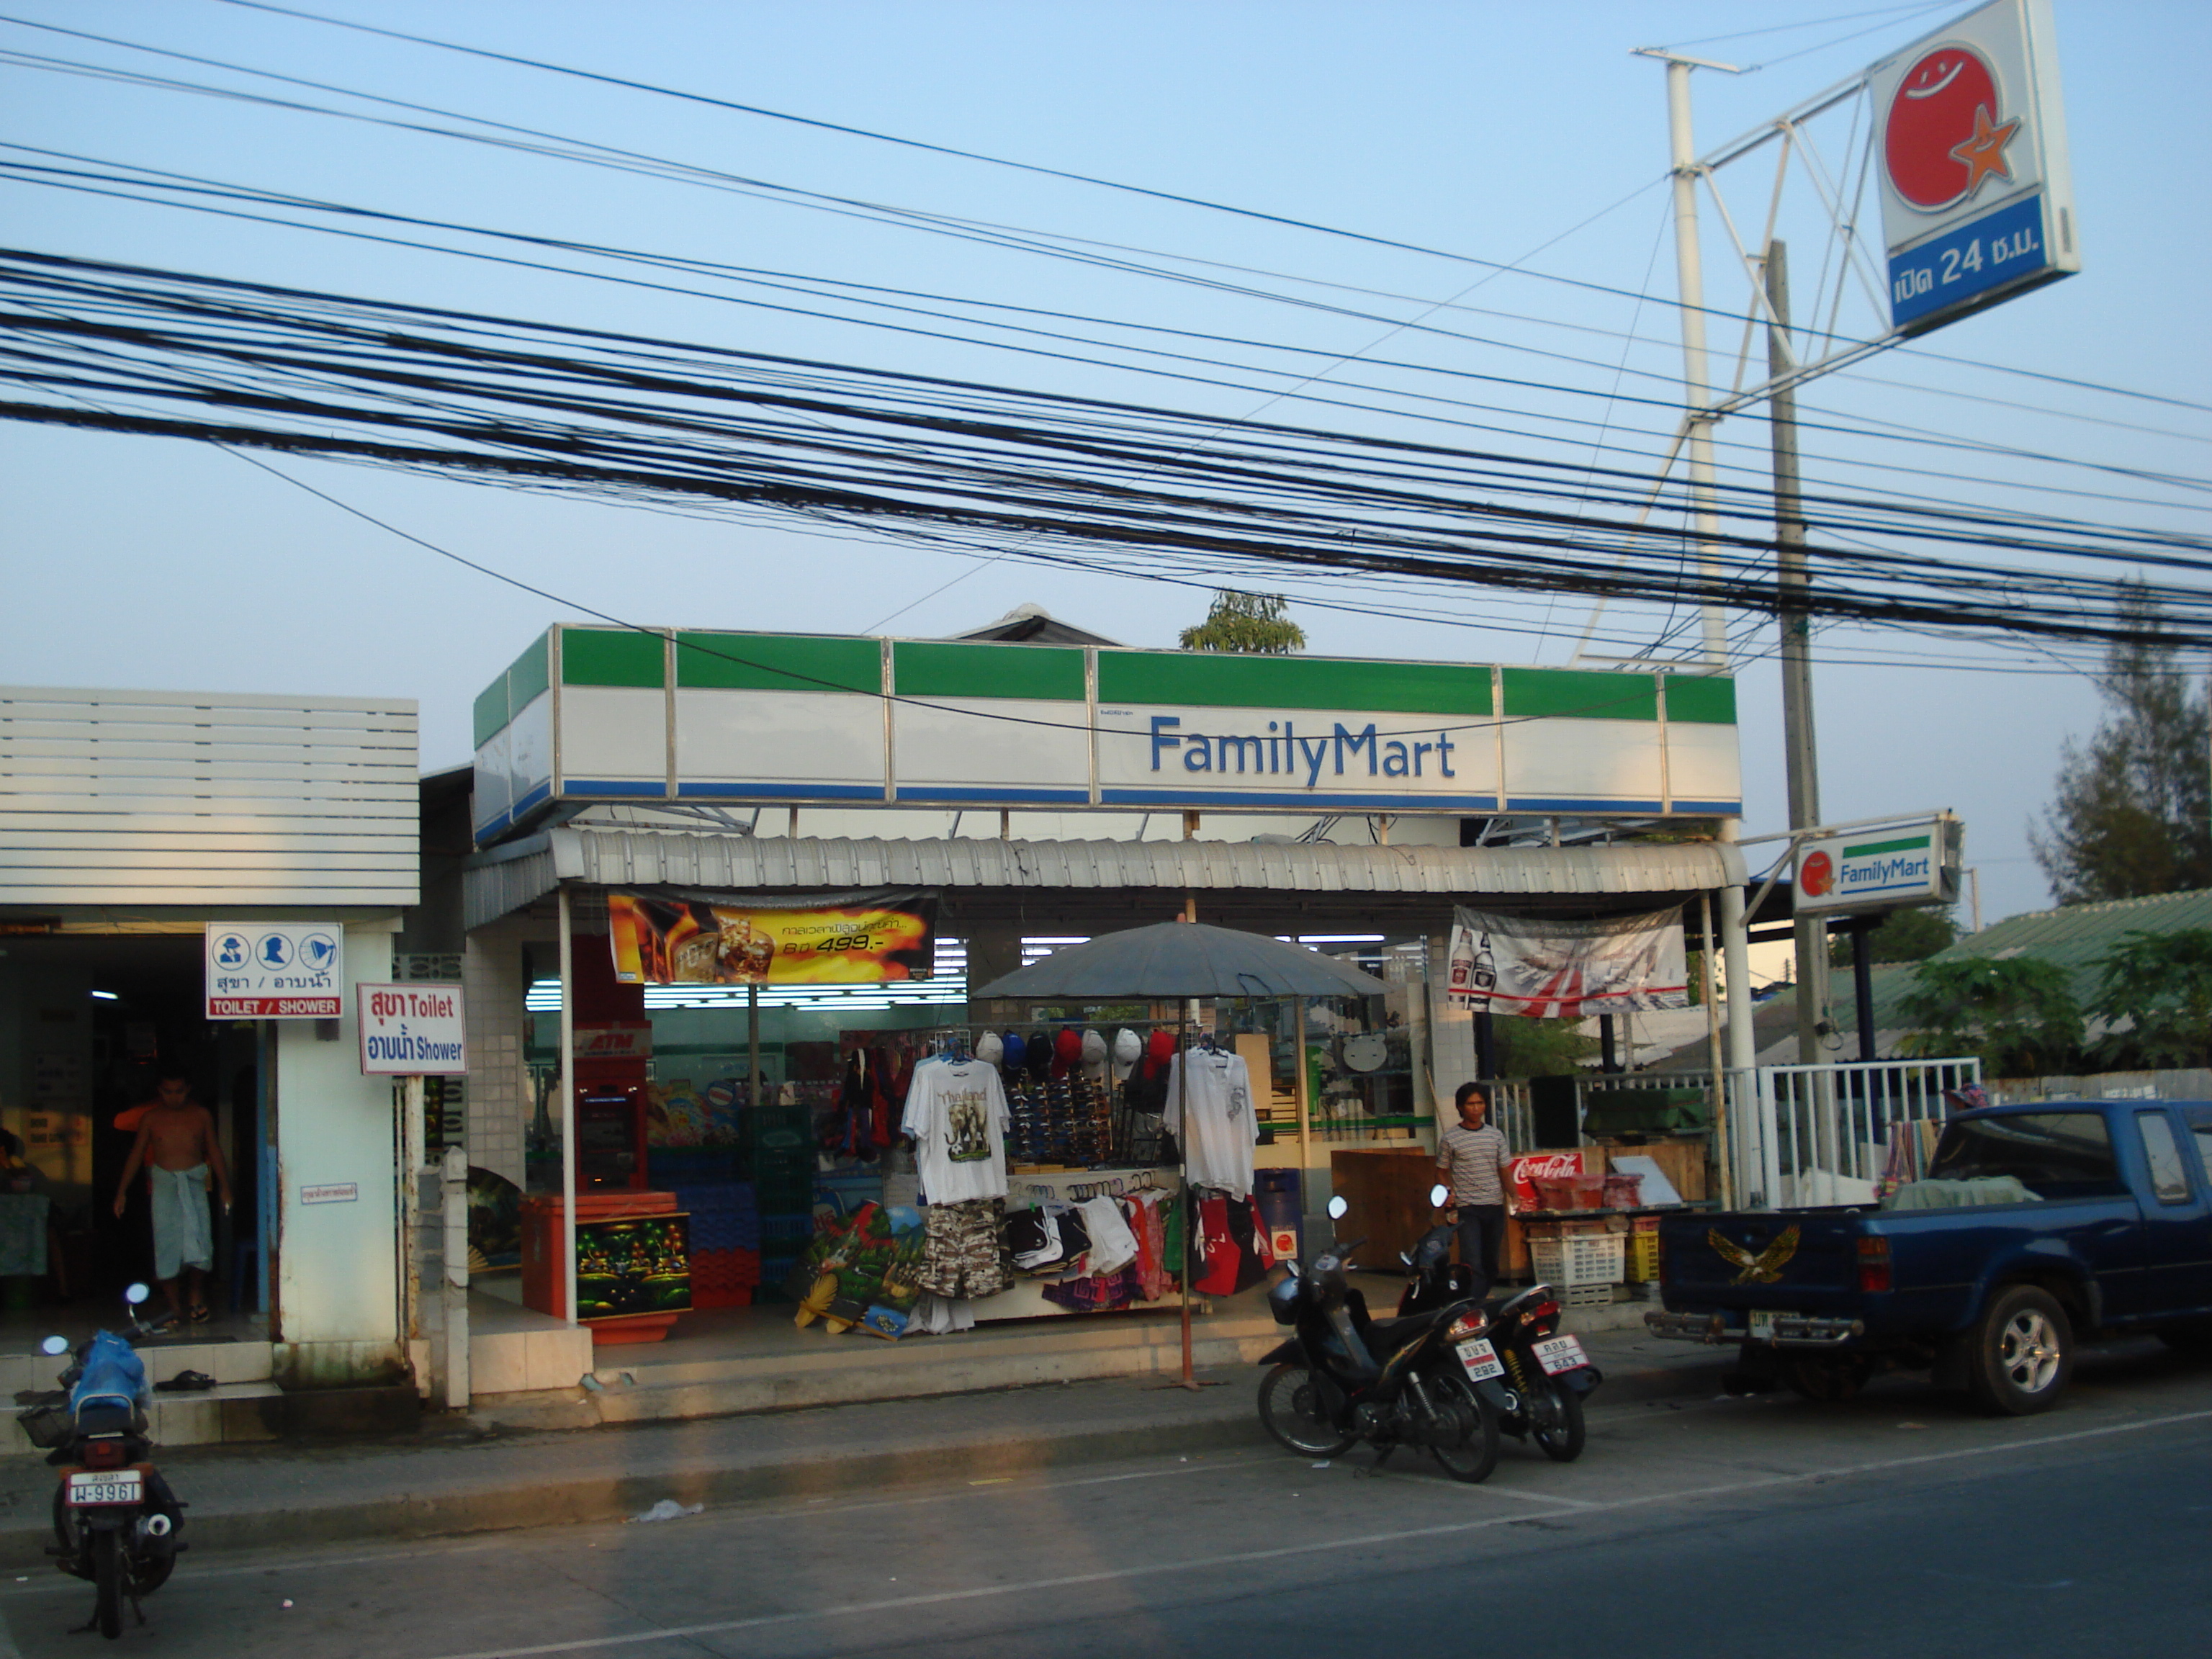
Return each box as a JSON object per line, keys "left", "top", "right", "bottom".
{"left": 1889, "top": 192, "right": 2056, "bottom": 331}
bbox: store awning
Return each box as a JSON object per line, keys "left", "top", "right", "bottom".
{"left": 463, "top": 828, "right": 1746, "bottom": 932}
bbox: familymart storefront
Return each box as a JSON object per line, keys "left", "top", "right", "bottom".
{"left": 450, "top": 624, "right": 1750, "bottom": 1403}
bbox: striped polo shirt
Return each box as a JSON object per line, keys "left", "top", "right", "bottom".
{"left": 1437, "top": 1122, "right": 1511, "bottom": 1208}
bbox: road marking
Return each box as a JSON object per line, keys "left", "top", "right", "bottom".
{"left": 420, "top": 1406, "right": 2212, "bottom": 1659}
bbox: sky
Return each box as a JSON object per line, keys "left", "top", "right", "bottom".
{"left": 4, "top": 0, "right": 2209, "bottom": 931}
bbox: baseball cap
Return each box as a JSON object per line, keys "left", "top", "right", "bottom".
{"left": 975, "top": 1031, "right": 1003, "bottom": 1066}
{"left": 1081, "top": 1028, "right": 1107, "bottom": 1068}
{"left": 1112, "top": 1028, "right": 1142, "bottom": 1079}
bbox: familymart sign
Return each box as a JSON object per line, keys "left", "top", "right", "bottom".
{"left": 1794, "top": 815, "right": 1963, "bottom": 914}
{"left": 471, "top": 625, "right": 1740, "bottom": 842}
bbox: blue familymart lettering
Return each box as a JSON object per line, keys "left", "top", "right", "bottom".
{"left": 1148, "top": 716, "right": 1456, "bottom": 787}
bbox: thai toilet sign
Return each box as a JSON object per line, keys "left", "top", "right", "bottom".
{"left": 469, "top": 625, "right": 1741, "bottom": 844}
{"left": 206, "top": 921, "right": 343, "bottom": 1017}
{"left": 356, "top": 982, "right": 468, "bottom": 1075}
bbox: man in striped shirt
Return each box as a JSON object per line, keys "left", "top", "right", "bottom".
{"left": 1437, "top": 1082, "right": 1512, "bottom": 1294}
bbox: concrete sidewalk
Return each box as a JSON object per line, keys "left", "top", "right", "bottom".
{"left": 0, "top": 1326, "right": 1730, "bottom": 1567}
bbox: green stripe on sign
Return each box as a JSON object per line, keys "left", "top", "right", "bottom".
{"left": 1095, "top": 651, "right": 1491, "bottom": 714}
{"left": 894, "top": 641, "right": 1085, "bottom": 701}
{"left": 508, "top": 632, "right": 551, "bottom": 709}
{"left": 677, "top": 631, "right": 881, "bottom": 695}
{"left": 1840, "top": 835, "right": 1931, "bottom": 857}
{"left": 1500, "top": 667, "right": 1657, "bottom": 722}
{"left": 1663, "top": 675, "right": 1735, "bottom": 725}
{"left": 560, "top": 626, "right": 665, "bottom": 688}
{"left": 471, "top": 678, "right": 508, "bottom": 750}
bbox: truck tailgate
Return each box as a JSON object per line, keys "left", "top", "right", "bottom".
{"left": 1662, "top": 1210, "right": 1862, "bottom": 1312}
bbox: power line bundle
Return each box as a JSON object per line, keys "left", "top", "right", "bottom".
{"left": 4, "top": 246, "right": 2209, "bottom": 652}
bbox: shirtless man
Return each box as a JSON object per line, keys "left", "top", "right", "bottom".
{"left": 113, "top": 1072, "right": 233, "bottom": 1324}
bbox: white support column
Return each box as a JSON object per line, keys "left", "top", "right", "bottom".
{"left": 441, "top": 1144, "right": 469, "bottom": 1411}
{"left": 557, "top": 885, "right": 577, "bottom": 1328}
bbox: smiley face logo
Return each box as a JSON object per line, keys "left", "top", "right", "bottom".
{"left": 1884, "top": 43, "right": 2020, "bottom": 211}
{"left": 1799, "top": 850, "right": 1835, "bottom": 900}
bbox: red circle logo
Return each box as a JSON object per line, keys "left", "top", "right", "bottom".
{"left": 1800, "top": 850, "right": 1835, "bottom": 899}
{"left": 1884, "top": 45, "right": 2010, "bottom": 211}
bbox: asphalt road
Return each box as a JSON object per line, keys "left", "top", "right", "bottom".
{"left": 5, "top": 1344, "right": 2209, "bottom": 1658}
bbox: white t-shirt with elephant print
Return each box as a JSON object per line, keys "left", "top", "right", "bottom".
{"left": 902, "top": 1058, "right": 1010, "bottom": 1204}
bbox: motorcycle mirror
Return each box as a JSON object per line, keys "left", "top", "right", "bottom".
{"left": 1326, "top": 1195, "right": 1349, "bottom": 1220}
{"left": 40, "top": 1336, "right": 67, "bottom": 1356}
{"left": 123, "top": 1283, "right": 150, "bottom": 1306}
{"left": 1429, "top": 1184, "right": 1449, "bottom": 1208}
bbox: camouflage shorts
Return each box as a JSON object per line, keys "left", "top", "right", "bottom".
{"left": 917, "top": 1197, "right": 1008, "bottom": 1300}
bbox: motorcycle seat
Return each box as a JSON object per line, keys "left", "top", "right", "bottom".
{"left": 1355, "top": 1306, "right": 1442, "bottom": 1358}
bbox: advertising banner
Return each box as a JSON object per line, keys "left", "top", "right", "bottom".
{"left": 205, "top": 921, "right": 343, "bottom": 1018}
{"left": 608, "top": 890, "right": 936, "bottom": 986}
{"left": 1447, "top": 907, "right": 1688, "bottom": 1020}
{"left": 1869, "top": 0, "right": 2077, "bottom": 335}
{"left": 356, "top": 982, "right": 467, "bottom": 1076}
{"left": 1509, "top": 1151, "right": 1586, "bottom": 1214}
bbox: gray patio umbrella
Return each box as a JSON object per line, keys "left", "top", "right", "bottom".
{"left": 971, "top": 921, "right": 1391, "bottom": 1000}
{"left": 974, "top": 922, "right": 1390, "bottom": 1387}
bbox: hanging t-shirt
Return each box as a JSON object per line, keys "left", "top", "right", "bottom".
{"left": 901, "top": 1059, "right": 1010, "bottom": 1205}
{"left": 1164, "top": 1049, "right": 1258, "bottom": 1199}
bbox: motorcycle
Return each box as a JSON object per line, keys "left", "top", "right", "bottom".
{"left": 1255, "top": 1195, "right": 1503, "bottom": 1483}
{"left": 1397, "top": 1187, "right": 1602, "bottom": 1462}
{"left": 19, "top": 1285, "right": 186, "bottom": 1639}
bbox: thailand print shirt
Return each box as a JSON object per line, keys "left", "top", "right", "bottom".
{"left": 901, "top": 1058, "right": 1011, "bottom": 1204}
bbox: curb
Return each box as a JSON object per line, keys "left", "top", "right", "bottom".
{"left": 0, "top": 1349, "right": 1730, "bottom": 1565}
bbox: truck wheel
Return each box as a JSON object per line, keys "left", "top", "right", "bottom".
{"left": 1966, "top": 1285, "right": 2072, "bottom": 1416}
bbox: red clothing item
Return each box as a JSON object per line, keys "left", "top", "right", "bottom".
{"left": 1194, "top": 1196, "right": 1240, "bottom": 1296}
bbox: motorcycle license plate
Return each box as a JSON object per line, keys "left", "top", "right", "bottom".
{"left": 1455, "top": 1338, "right": 1504, "bottom": 1382}
{"left": 1533, "top": 1335, "right": 1588, "bottom": 1376}
{"left": 65, "top": 1472, "right": 141, "bottom": 1507}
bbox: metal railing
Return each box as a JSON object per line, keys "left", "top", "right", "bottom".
{"left": 1738, "top": 1057, "right": 1980, "bottom": 1209}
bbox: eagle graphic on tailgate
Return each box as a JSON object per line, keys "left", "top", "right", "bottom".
{"left": 1708, "top": 1225, "right": 1802, "bottom": 1285}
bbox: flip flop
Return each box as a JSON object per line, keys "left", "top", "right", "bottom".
{"left": 186, "top": 1305, "right": 211, "bottom": 1326}
{"left": 154, "top": 1370, "right": 216, "bottom": 1393}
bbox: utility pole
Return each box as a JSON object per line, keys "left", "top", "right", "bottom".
{"left": 1767, "top": 240, "right": 1829, "bottom": 1065}
{"left": 1639, "top": 48, "right": 1742, "bottom": 670}
{"left": 1640, "top": 48, "right": 1758, "bottom": 1101}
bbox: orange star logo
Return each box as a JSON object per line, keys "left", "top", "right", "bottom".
{"left": 1948, "top": 102, "right": 2020, "bottom": 197}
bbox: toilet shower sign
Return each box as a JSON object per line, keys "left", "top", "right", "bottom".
{"left": 206, "top": 922, "right": 344, "bottom": 1018}
{"left": 356, "top": 983, "right": 468, "bottom": 1076}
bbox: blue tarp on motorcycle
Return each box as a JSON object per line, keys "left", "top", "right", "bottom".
{"left": 71, "top": 1331, "right": 148, "bottom": 1413}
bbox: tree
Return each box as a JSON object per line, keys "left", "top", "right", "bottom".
{"left": 1179, "top": 591, "right": 1305, "bottom": 655}
{"left": 2033, "top": 588, "right": 2212, "bottom": 904}
{"left": 2087, "top": 928, "right": 2212, "bottom": 1069}
{"left": 1896, "top": 956, "right": 2082, "bottom": 1076}
{"left": 1493, "top": 1017, "right": 1599, "bottom": 1079}
{"left": 1827, "top": 905, "right": 1958, "bottom": 967}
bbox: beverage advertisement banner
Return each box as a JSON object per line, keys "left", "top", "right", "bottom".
{"left": 608, "top": 891, "right": 936, "bottom": 985}
{"left": 1509, "top": 1151, "right": 1586, "bottom": 1214}
{"left": 1447, "top": 907, "right": 1687, "bottom": 1020}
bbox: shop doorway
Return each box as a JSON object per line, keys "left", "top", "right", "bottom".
{"left": 0, "top": 934, "right": 269, "bottom": 1326}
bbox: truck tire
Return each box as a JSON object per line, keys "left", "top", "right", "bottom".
{"left": 1966, "top": 1285, "right": 2072, "bottom": 1416}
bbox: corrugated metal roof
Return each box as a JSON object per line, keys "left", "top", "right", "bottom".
{"left": 463, "top": 830, "right": 1745, "bottom": 931}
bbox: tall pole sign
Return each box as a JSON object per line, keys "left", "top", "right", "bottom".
{"left": 1870, "top": 0, "right": 2078, "bottom": 336}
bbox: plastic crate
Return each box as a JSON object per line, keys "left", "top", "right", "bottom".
{"left": 745, "top": 1103, "right": 815, "bottom": 1154}
{"left": 1529, "top": 1233, "right": 1624, "bottom": 1288}
{"left": 1561, "top": 1282, "right": 1616, "bottom": 1310}
{"left": 1624, "top": 1233, "right": 1661, "bottom": 1282}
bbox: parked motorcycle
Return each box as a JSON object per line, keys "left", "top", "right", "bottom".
{"left": 1256, "top": 1195, "right": 1503, "bottom": 1483}
{"left": 19, "top": 1285, "right": 186, "bottom": 1639}
{"left": 1396, "top": 1186, "right": 1601, "bottom": 1462}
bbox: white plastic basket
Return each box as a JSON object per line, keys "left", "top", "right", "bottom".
{"left": 1561, "top": 1282, "right": 1616, "bottom": 1310}
{"left": 1529, "top": 1233, "right": 1624, "bottom": 1288}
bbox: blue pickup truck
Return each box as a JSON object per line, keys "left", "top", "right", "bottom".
{"left": 1645, "top": 1099, "right": 2212, "bottom": 1413}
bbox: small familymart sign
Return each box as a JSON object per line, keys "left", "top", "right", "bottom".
{"left": 1794, "top": 814, "right": 1961, "bottom": 914}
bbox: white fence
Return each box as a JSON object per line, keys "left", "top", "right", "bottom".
{"left": 1735, "top": 1057, "right": 1981, "bottom": 1210}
